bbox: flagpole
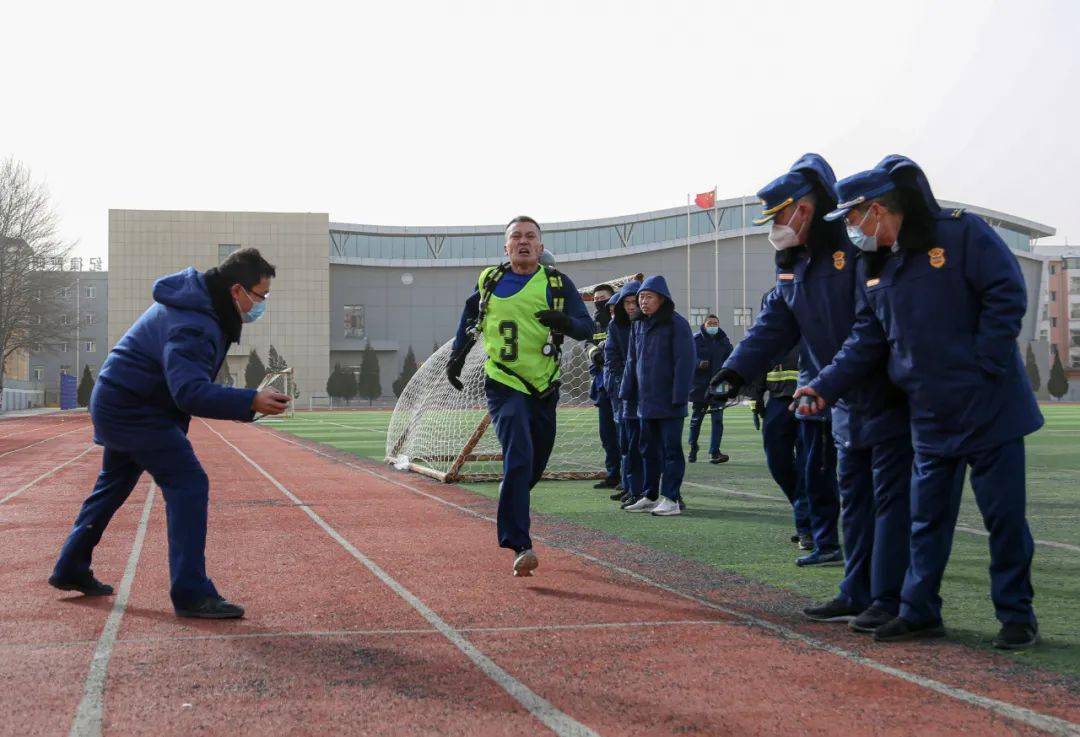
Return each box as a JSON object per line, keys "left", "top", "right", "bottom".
{"left": 686, "top": 194, "right": 692, "bottom": 314}
{"left": 713, "top": 186, "right": 719, "bottom": 316}
{"left": 741, "top": 195, "right": 747, "bottom": 337}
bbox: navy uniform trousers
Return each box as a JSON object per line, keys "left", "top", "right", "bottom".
{"left": 688, "top": 402, "right": 724, "bottom": 456}
{"left": 835, "top": 436, "right": 913, "bottom": 614}
{"left": 640, "top": 417, "right": 686, "bottom": 502}
{"left": 597, "top": 389, "right": 621, "bottom": 482}
{"left": 619, "top": 417, "right": 643, "bottom": 499}
{"left": 485, "top": 378, "right": 558, "bottom": 553}
{"left": 53, "top": 432, "right": 219, "bottom": 608}
{"left": 761, "top": 397, "right": 811, "bottom": 536}
{"left": 902, "top": 438, "right": 1036, "bottom": 626}
{"left": 798, "top": 418, "right": 841, "bottom": 554}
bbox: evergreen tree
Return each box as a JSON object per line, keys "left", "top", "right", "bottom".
{"left": 326, "top": 363, "right": 343, "bottom": 399}
{"left": 1025, "top": 344, "right": 1041, "bottom": 393}
{"left": 268, "top": 345, "right": 299, "bottom": 398}
{"left": 1048, "top": 350, "right": 1069, "bottom": 399}
{"left": 341, "top": 366, "right": 359, "bottom": 405}
{"left": 244, "top": 348, "right": 267, "bottom": 389}
{"left": 357, "top": 341, "right": 382, "bottom": 405}
{"left": 392, "top": 346, "right": 419, "bottom": 397}
{"left": 76, "top": 365, "right": 94, "bottom": 407}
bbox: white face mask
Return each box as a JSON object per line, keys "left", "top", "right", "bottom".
{"left": 768, "top": 205, "right": 803, "bottom": 251}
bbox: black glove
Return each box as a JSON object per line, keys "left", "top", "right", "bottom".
{"left": 708, "top": 368, "right": 744, "bottom": 400}
{"left": 446, "top": 340, "right": 473, "bottom": 391}
{"left": 589, "top": 342, "right": 605, "bottom": 368}
{"left": 535, "top": 309, "right": 573, "bottom": 334}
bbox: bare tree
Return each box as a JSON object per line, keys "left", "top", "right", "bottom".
{"left": 0, "top": 156, "right": 74, "bottom": 408}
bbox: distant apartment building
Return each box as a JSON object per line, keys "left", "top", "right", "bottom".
{"left": 1033, "top": 245, "right": 1080, "bottom": 400}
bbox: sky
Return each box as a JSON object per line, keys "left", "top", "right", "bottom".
{"left": 3, "top": 0, "right": 1078, "bottom": 266}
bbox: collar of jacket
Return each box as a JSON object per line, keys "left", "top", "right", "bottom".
{"left": 644, "top": 299, "right": 675, "bottom": 327}
{"left": 203, "top": 267, "right": 243, "bottom": 345}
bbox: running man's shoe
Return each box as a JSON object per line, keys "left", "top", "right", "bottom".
{"left": 175, "top": 596, "right": 245, "bottom": 619}
{"left": 48, "top": 570, "right": 113, "bottom": 597}
{"left": 512, "top": 549, "right": 538, "bottom": 577}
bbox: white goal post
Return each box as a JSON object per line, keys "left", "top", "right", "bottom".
{"left": 385, "top": 272, "right": 644, "bottom": 483}
{"left": 257, "top": 367, "right": 296, "bottom": 419}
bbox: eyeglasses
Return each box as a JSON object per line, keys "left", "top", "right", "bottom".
{"left": 244, "top": 286, "right": 270, "bottom": 303}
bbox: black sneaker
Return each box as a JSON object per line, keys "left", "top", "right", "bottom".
{"left": 175, "top": 596, "right": 245, "bottom": 619}
{"left": 609, "top": 490, "right": 625, "bottom": 501}
{"left": 615, "top": 483, "right": 624, "bottom": 491}
{"left": 873, "top": 616, "right": 945, "bottom": 642}
{"left": 593, "top": 478, "right": 619, "bottom": 489}
{"left": 796, "top": 548, "right": 844, "bottom": 567}
{"left": 790, "top": 534, "right": 800, "bottom": 544}
{"left": 677, "top": 497, "right": 686, "bottom": 511}
{"left": 49, "top": 570, "right": 114, "bottom": 597}
{"left": 798, "top": 533, "right": 815, "bottom": 551}
{"left": 850, "top": 606, "right": 895, "bottom": 633}
{"left": 803, "top": 597, "right": 861, "bottom": 622}
{"left": 709, "top": 453, "right": 730, "bottom": 464}
{"left": 688, "top": 447, "right": 698, "bottom": 463}
{"left": 993, "top": 622, "right": 1039, "bottom": 650}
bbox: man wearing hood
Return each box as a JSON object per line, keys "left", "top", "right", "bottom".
{"left": 447, "top": 217, "right": 593, "bottom": 576}
{"left": 604, "top": 280, "right": 643, "bottom": 506}
{"left": 50, "top": 248, "right": 289, "bottom": 619}
{"left": 688, "top": 314, "right": 733, "bottom": 464}
{"left": 620, "top": 275, "right": 696, "bottom": 517}
{"left": 796, "top": 157, "right": 1042, "bottom": 649}
{"left": 588, "top": 283, "right": 621, "bottom": 490}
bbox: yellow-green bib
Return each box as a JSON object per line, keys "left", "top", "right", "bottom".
{"left": 479, "top": 266, "right": 559, "bottom": 394}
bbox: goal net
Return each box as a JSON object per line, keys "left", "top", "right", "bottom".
{"left": 386, "top": 272, "right": 643, "bottom": 483}
{"left": 257, "top": 368, "right": 295, "bottom": 419}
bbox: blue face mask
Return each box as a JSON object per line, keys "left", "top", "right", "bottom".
{"left": 846, "top": 206, "right": 881, "bottom": 253}
{"left": 236, "top": 288, "right": 267, "bottom": 323}
{"left": 705, "top": 325, "right": 719, "bottom": 335}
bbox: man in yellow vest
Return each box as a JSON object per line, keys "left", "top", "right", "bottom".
{"left": 447, "top": 216, "right": 593, "bottom": 576}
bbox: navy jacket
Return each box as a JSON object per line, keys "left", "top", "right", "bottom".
{"left": 724, "top": 155, "right": 909, "bottom": 450}
{"left": 811, "top": 210, "right": 1043, "bottom": 456}
{"left": 93, "top": 268, "right": 257, "bottom": 450}
{"left": 604, "top": 280, "right": 640, "bottom": 420}
{"left": 620, "top": 275, "right": 696, "bottom": 419}
{"left": 589, "top": 299, "right": 613, "bottom": 403}
{"left": 690, "top": 325, "right": 733, "bottom": 403}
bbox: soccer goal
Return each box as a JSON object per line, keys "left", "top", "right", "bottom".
{"left": 257, "top": 367, "right": 295, "bottom": 419}
{"left": 385, "top": 273, "right": 643, "bottom": 483}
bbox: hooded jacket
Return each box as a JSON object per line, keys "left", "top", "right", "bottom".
{"left": 690, "top": 323, "right": 733, "bottom": 403}
{"left": 93, "top": 268, "right": 258, "bottom": 449}
{"left": 619, "top": 275, "right": 696, "bottom": 419}
{"left": 604, "top": 280, "right": 640, "bottom": 420}
{"left": 589, "top": 295, "right": 614, "bottom": 403}
{"left": 723, "top": 153, "right": 909, "bottom": 450}
{"left": 811, "top": 157, "right": 1043, "bottom": 456}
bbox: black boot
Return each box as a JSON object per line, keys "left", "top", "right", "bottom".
{"left": 175, "top": 596, "right": 245, "bottom": 619}
{"left": 49, "top": 570, "right": 114, "bottom": 596}
{"left": 688, "top": 445, "right": 698, "bottom": 463}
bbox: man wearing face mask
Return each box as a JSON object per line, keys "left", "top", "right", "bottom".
{"left": 795, "top": 158, "right": 1042, "bottom": 649}
{"left": 711, "top": 152, "right": 912, "bottom": 627}
{"left": 605, "top": 280, "right": 644, "bottom": 505}
{"left": 50, "top": 248, "right": 289, "bottom": 619}
{"left": 688, "top": 314, "right": 733, "bottom": 463}
{"left": 588, "top": 284, "right": 621, "bottom": 490}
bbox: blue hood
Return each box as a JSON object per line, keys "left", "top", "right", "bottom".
{"left": 613, "top": 279, "right": 642, "bottom": 325}
{"left": 790, "top": 153, "right": 839, "bottom": 210}
{"left": 152, "top": 268, "right": 215, "bottom": 317}
{"left": 638, "top": 275, "right": 674, "bottom": 306}
{"left": 875, "top": 154, "right": 942, "bottom": 215}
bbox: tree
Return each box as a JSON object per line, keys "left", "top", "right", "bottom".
{"left": 268, "top": 344, "right": 299, "bottom": 398}
{"left": 0, "top": 157, "right": 74, "bottom": 410}
{"left": 244, "top": 348, "right": 266, "bottom": 389}
{"left": 392, "top": 346, "right": 419, "bottom": 397}
{"left": 326, "top": 363, "right": 342, "bottom": 399}
{"left": 357, "top": 341, "right": 381, "bottom": 405}
{"left": 215, "top": 360, "right": 233, "bottom": 386}
{"left": 76, "top": 364, "right": 94, "bottom": 407}
{"left": 326, "top": 363, "right": 358, "bottom": 405}
{"left": 1025, "top": 344, "right": 1041, "bottom": 393}
{"left": 1047, "top": 350, "right": 1069, "bottom": 400}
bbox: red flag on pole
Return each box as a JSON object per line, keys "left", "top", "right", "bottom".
{"left": 695, "top": 189, "right": 716, "bottom": 209}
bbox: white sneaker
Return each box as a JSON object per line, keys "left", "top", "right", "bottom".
{"left": 651, "top": 497, "right": 681, "bottom": 516}
{"left": 623, "top": 496, "right": 658, "bottom": 512}
{"left": 513, "top": 549, "right": 538, "bottom": 577}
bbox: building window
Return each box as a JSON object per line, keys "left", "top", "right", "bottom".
{"left": 85, "top": 312, "right": 95, "bottom": 325}
{"left": 85, "top": 340, "right": 96, "bottom": 353}
{"left": 1050, "top": 290, "right": 1057, "bottom": 302}
{"left": 1071, "top": 334, "right": 1080, "bottom": 349}
{"left": 60, "top": 364, "right": 71, "bottom": 376}
{"left": 218, "top": 244, "right": 240, "bottom": 262}
{"left": 32, "top": 367, "right": 43, "bottom": 381}
{"left": 1049, "top": 264, "right": 1057, "bottom": 275}
{"left": 344, "top": 305, "right": 365, "bottom": 339}
{"left": 84, "top": 285, "right": 96, "bottom": 300}
{"left": 689, "top": 307, "right": 710, "bottom": 328}
{"left": 31, "top": 343, "right": 42, "bottom": 353}
{"left": 60, "top": 342, "right": 69, "bottom": 353}
{"left": 34, "top": 314, "right": 42, "bottom": 325}
{"left": 59, "top": 287, "right": 71, "bottom": 299}
{"left": 1050, "top": 317, "right": 1058, "bottom": 328}
{"left": 1071, "top": 277, "right": 1080, "bottom": 293}
{"left": 60, "top": 314, "right": 70, "bottom": 326}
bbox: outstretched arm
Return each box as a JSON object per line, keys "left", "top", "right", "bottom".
{"left": 163, "top": 327, "right": 257, "bottom": 421}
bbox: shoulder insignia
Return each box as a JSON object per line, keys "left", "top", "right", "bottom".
{"left": 928, "top": 247, "right": 946, "bottom": 269}
{"left": 866, "top": 278, "right": 880, "bottom": 287}
{"left": 950, "top": 208, "right": 965, "bottom": 218}
{"left": 832, "top": 250, "right": 846, "bottom": 270}
{"left": 778, "top": 272, "right": 795, "bottom": 281}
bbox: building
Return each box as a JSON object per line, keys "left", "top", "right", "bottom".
{"left": 1033, "top": 245, "right": 1080, "bottom": 400}
{"left": 108, "top": 198, "right": 1054, "bottom": 403}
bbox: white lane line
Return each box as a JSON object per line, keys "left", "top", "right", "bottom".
{"left": 201, "top": 420, "right": 598, "bottom": 737}
{"left": 0, "top": 445, "right": 96, "bottom": 506}
{"left": 261, "top": 430, "right": 1080, "bottom": 737}
{"left": 682, "top": 480, "right": 1079, "bottom": 554}
{"left": 0, "top": 426, "right": 88, "bottom": 461}
{"left": 0, "top": 424, "right": 47, "bottom": 439}
{"left": 0, "top": 619, "right": 730, "bottom": 652}
{"left": 68, "top": 484, "right": 155, "bottom": 737}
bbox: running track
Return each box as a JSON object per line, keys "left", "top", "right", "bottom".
{"left": 1, "top": 414, "right": 1077, "bottom": 737}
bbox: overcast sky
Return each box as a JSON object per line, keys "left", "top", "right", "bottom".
{"left": 4, "top": 0, "right": 1078, "bottom": 265}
